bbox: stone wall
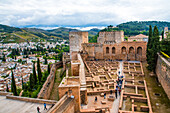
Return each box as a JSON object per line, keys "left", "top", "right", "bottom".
{"left": 38, "top": 61, "right": 63, "bottom": 99}
{"left": 82, "top": 41, "right": 147, "bottom": 61}
{"left": 156, "top": 53, "right": 170, "bottom": 99}
{"left": 69, "top": 31, "right": 88, "bottom": 58}
{"left": 6, "top": 95, "right": 57, "bottom": 104}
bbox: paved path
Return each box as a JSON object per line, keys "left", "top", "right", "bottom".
{"left": 110, "top": 61, "right": 123, "bottom": 113}
{"left": 0, "top": 96, "right": 52, "bottom": 113}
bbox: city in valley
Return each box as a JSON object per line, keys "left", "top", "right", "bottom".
{"left": 0, "top": 0, "right": 170, "bottom": 113}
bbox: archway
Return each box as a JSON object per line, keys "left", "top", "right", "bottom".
{"left": 121, "top": 47, "right": 126, "bottom": 54}
{"left": 112, "top": 47, "right": 115, "bottom": 54}
{"left": 129, "top": 47, "right": 134, "bottom": 53}
{"left": 106, "top": 47, "right": 109, "bottom": 54}
{"left": 137, "top": 47, "right": 142, "bottom": 55}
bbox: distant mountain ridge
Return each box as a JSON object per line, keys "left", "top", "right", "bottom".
{"left": 0, "top": 21, "right": 169, "bottom": 43}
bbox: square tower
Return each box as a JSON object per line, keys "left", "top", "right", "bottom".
{"left": 69, "top": 31, "right": 88, "bottom": 58}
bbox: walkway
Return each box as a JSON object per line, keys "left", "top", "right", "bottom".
{"left": 0, "top": 96, "right": 52, "bottom": 113}
{"left": 110, "top": 61, "right": 123, "bottom": 113}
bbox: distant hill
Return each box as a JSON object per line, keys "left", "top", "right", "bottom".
{"left": 0, "top": 21, "right": 169, "bottom": 43}
{"left": 117, "top": 21, "right": 170, "bottom": 36}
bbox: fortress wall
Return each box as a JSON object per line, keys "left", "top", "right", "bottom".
{"left": 38, "top": 61, "right": 63, "bottom": 99}
{"left": 156, "top": 53, "right": 170, "bottom": 99}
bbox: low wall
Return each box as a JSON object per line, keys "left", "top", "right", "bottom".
{"left": 38, "top": 61, "right": 63, "bottom": 99}
{"left": 0, "top": 91, "right": 12, "bottom": 96}
{"left": 156, "top": 53, "right": 170, "bottom": 99}
{"left": 6, "top": 95, "right": 57, "bottom": 104}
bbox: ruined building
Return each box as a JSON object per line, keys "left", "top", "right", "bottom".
{"left": 70, "top": 31, "right": 147, "bottom": 61}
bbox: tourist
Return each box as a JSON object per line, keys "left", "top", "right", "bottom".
{"left": 95, "top": 96, "right": 98, "bottom": 102}
{"left": 110, "top": 90, "right": 113, "bottom": 94}
{"left": 44, "top": 103, "right": 47, "bottom": 110}
{"left": 119, "top": 88, "right": 121, "bottom": 95}
{"left": 115, "top": 88, "right": 117, "bottom": 98}
{"left": 37, "top": 106, "right": 40, "bottom": 113}
{"left": 104, "top": 93, "right": 106, "bottom": 99}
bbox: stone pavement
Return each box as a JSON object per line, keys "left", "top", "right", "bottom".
{"left": 110, "top": 61, "right": 123, "bottom": 113}
{"left": 0, "top": 96, "right": 52, "bottom": 113}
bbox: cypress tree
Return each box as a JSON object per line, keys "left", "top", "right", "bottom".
{"left": 161, "top": 30, "right": 164, "bottom": 40}
{"left": 37, "top": 58, "right": 42, "bottom": 84}
{"left": 146, "top": 25, "right": 152, "bottom": 63}
{"left": 2, "top": 55, "right": 6, "bottom": 62}
{"left": 44, "top": 57, "right": 48, "bottom": 64}
{"left": 48, "top": 64, "right": 51, "bottom": 74}
{"left": 22, "top": 77, "right": 24, "bottom": 90}
{"left": 32, "top": 62, "right": 37, "bottom": 85}
{"left": 11, "top": 70, "right": 17, "bottom": 96}
{"left": 6, "top": 84, "right": 9, "bottom": 92}
{"left": 147, "top": 26, "right": 160, "bottom": 72}
{"left": 29, "top": 73, "right": 34, "bottom": 89}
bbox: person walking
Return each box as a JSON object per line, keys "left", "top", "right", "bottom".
{"left": 37, "top": 106, "right": 40, "bottom": 113}
{"left": 119, "top": 88, "right": 121, "bottom": 96}
{"left": 95, "top": 96, "right": 98, "bottom": 102}
{"left": 104, "top": 93, "right": 106, "bottom": 99}
{"left": 115, "top": 88, "right": 117, "bottom": 99}
{"left": 44, "top": 103, "right": 47, "bottom": 110}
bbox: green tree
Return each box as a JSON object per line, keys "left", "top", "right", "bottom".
{"left": 29, "top": 73, "right": 34, "bottom": 89}
{"left": 161, "top": 30, "right": 164, "bottom": 40}
{"left": 22, "top": 77, "right": 24, "bottom": 90}
{"left": 37, "top": 58, "right": 42, "bottom": 84}
{"left": 147, "top": 26, "right": 160, "bottom": 72}
{"left": 2, "top": 55, "right": 6, "bottom": 62}
{"left": 32, "top": 62, "right": 37, "bottom": 85}
{"left": 6, "top": 84, "right": 9, "bottom": 92}
{"left": 44, "top": 56, "right": 48, "bottom": 64}
{"left": 11, "top": 70, "right": 17, "bottom": 96}
{"left": 48, "top": 64, "right": 51, "bottom": 74}
{"left": 146, "top": 25, "right": 153, "bottom": 63}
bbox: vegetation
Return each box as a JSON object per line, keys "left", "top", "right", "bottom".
{"left": 37, "top": 58, "right": 42, "bottom": 84}
{"left": 147, "top": 26, "right": 160, "bottom": 72}
{"left": 11, "top": 70, "right": 17, "bottom": 96}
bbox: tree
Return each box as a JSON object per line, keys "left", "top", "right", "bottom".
{"left": 6, "top": 84, "right": 9, "bottom": 92}
{"left": 146, "top": 25, "right": 153, "bottom": 63}
{"left": 29, "top": 73, "right": 34, "bottom": 89}
{"left": 48, "top": 64, "right": 51, "bottom": 74}
{"left": 161, "top": 30, "right": 164, "bottom": 40}
{"left": 44, "top": 56, "right": 48, "bottom": 64}
{"left": 32, "top": 62, "right": 37, "bottom": 85}
{"left": 147, "top": 26, "right": 160, "bottom": 72}
{"left": 11, "top": 70, "right": 17, "bottom": 96}
{"left": 2, "top": 55, "right": 6, "bottom": 62}
{"left": 37, "top": 58, "right": 42, "bottom": 84}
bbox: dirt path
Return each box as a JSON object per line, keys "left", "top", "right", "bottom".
{"left": 142, "top": 62, "right": 170, "bottom": 113}
{"left": 49, "top": 68, "right": 62, "bottom": 100}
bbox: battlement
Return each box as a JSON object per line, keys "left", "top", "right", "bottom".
{"left": 69, "top": 31, "right": 88, "bottom": 36}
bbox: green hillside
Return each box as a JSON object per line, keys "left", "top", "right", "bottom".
{"left": 0, "top": 21, "right": 169, "bottom": 43}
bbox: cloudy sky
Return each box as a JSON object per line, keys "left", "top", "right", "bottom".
{"left": 0, "top": 0, "right": 169, "bottom": 28}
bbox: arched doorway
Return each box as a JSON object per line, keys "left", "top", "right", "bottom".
{"left": 137, "top": 47, "right": 142, "bottom": 55}
{"left": 121, "top": 47, "right": 126, "bottom": 54}
{"left": 112, "top": 47, "right": 115, "bottom": 54}
{"left": 129, "top": 47, "right": 134, "bottom": 53}
{"left": 106, "top": 47, "right": 109, "bottom": 54}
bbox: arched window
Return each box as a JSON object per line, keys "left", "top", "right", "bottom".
{"left": 121, "top": 47, "right": 126, "bottom": 54}
{"left": 112, "top": 47, "right": 115, "bottom": 54}
{"left": 106, "top": 47, "right": 109, "bottom": 54}
{"left": 129, "top": 47, "right": 134, "bottom": 53}
{"left": 137, "top": 47, "right": 142, "bottom": 55}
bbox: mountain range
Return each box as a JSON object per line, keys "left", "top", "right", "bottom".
{"left": 0, "top": 21, "right": 169, "bottom": 43}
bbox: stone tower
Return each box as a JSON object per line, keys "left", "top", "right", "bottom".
{"left": 164, "top": 27, "right": 168, "bottom": 39}
{"left": 97, "top": 31, "right": 124, "bottom": 44}
{"left": 69, "top": 31, "right": 88, "bottom": 58}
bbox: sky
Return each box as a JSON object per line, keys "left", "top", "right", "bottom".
{"left": 0, "top": 0, "right": 169, "bottom": 29}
